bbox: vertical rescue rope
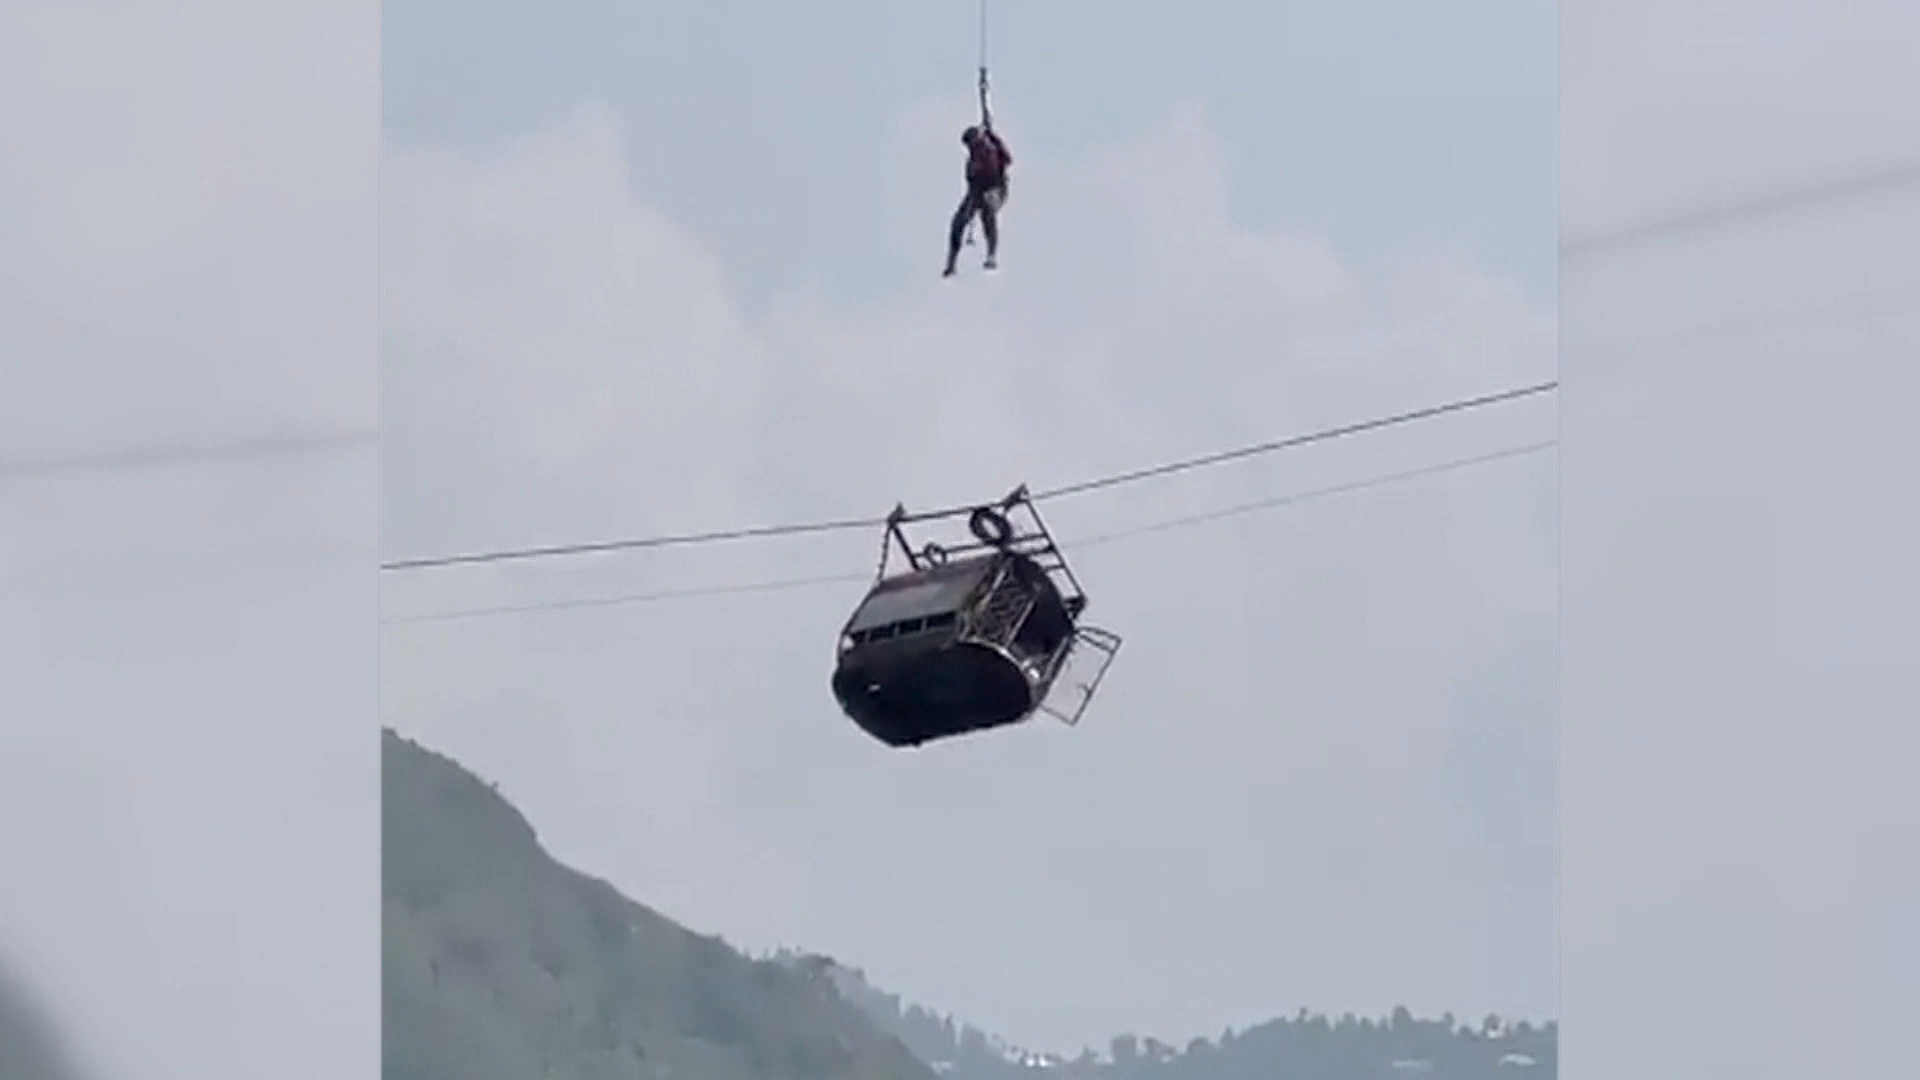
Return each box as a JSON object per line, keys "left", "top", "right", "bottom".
{"left": 964, "top": 0, "right": 991, "bottom": 247}
{"left": 978, "top": 0, "right": 991, "bottom": 128}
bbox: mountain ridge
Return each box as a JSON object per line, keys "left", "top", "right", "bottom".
{"left": 768, "top": 951, "right": 1558, "bottom": 1079}
{"left": 382, "top": 727, "right": 939, "bottom": 1080}
{"left": 381, "top": 727, "right": 1556, "bottom": 1080}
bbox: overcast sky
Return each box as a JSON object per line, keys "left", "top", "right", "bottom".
{"left": 1, "top": 2, "right": 378, "bottom": 1079}
{"left": 4, "top": 0, "right": 1915, "bottom": 1076}
{"left": 379, "top": 0, "right": 1557, "bottom": 1052}
{"left": 1559, "top": 3, "right": 1920, "bottom": 1076}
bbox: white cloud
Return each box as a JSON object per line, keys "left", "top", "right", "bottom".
{"left": 0, "top": 1, "right": 376, "bottom": 463}
{"left": 383, "top": 106, "right": 765, "bottom": 541}
{"left": 1562, "top": 0, "right": 1920, "bottom": 239}
{"left": 380, "top": 96, "right": 1556, "bottom": 1050}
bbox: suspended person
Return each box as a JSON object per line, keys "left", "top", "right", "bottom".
{"left": 943, "top": 124, "right": 1012, "bottom": 277}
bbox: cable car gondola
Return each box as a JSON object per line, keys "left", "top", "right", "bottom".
{"left": 830, "top": 485, "right": 1122, "bottom": 748}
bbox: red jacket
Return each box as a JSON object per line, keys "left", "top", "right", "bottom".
{"left": 967, "top": 130, "right": 1011, "bottom": 185}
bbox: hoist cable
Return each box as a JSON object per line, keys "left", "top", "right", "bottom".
{"left": 379, "top": 515, "right": 889, "bottom": 572}
{"left": 980, "top": 0, "right": 988, "bottom": 69}
{"left": 978, "top": 0, "right": 989, "bottom": 95}
{"left": 964, "top": 0, "right": 991, "bottom": 246}
{"left": 381, "top": 438, "right": 1555, "bottom": 626}
{"left": 384, "top": 571, "right": 873, "bottom": 626}
{"left": 1066, "top": 439, "right": 1555, "bottom": 550}
{"left": 1032, "top": 379, "right": 1556, "bottom": 500}
{"left": 378, "top": 378, "right": 1556, "bottom": 573}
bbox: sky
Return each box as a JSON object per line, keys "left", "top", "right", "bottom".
{"left": 0, "top": 2, "right": 379, "bottom": 1079}
{"left": 2, "top": 1, "right": 1916, "bottom": 1077}
{"left": 1559, "top": 2, "right": 1920, "bottom": 1076}
{"left": 379, "top": 0, "right": 1558, "bottom": 1052}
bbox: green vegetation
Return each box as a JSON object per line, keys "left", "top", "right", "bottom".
{"left": 384, "top": 728, "right": 1556, "bottom": 1079}
{"left": 382, "top": 729, "right": 938, "bottom": 1080}
{"left": 794, "top": 954, "right": 1556, "bottom": 1079}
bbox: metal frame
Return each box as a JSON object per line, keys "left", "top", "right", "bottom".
{"left": 1035, "top": 625, "right": 1123, "bottom": 726}
{"left": 853, "top": 484, "right": 1123, "bottom": 728}
{"left": 873, "top": 484, "right": 1089, "bottom": 619}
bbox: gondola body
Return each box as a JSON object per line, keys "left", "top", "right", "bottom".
{"left": 829, "top": 488, "right": 1121, "bottom": 748}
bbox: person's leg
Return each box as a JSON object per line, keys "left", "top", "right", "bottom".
{"left": 945, "top": 190, "right": 979, "bottom": 275}
{"left": 980, "top": 186, "right": 1001, "bottom": 267}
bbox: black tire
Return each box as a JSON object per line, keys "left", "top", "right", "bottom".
{"left": 969, "top": 506, "right": 1013, "bottom": 546}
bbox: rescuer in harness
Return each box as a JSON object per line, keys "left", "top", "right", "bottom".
{"left": 943, "top": 123, "right": 1011, "bottom": 277}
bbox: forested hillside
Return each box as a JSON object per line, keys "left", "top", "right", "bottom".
{"left": 780, "top": 953, "right": 1557, "bottom": 1080}
{"left": 382, "top": 727, "right": 1554, "bottom": 1080}
{"left": 382, "top": 729, "right": 936, "bottom": 1080}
